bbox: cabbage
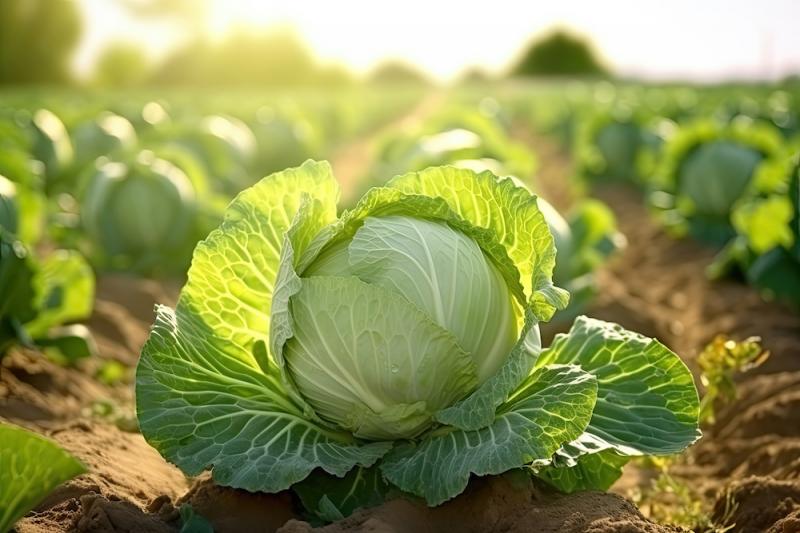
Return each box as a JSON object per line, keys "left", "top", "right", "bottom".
{"left": 0, "top": 232, "right": 95, "bottom": 361}
{"left": 709, "top": 154, "right": 800, "bottom": 307}
{"left": 71, "top": 112, "right": 138, "bottom": 169}
{"left": 156, "top": 115, "right": 256, "bottom": 194}
{"left": 593, "top": 121, "right": 642, "bottom": 181}
{"left": 573, "top": 106, "right": 657, "bottom": 184}
{"left": 81, "top": 152, "right": 195, "bottom": 271}
{"left": 651, "top": 120, "right": 786, "bottom": 244}
{"left": 679, "top": 141, "right": 762, "bottom": 217}
{"left": 0, "top": 175, "right": 19, "bottom": 235}
{"left": 250, "top": 111, "right": 321, "bottom": 177}
{"left": 136, "top": 161, "right": 699, "bottom": 514}
{"left": 29, "top": 109, "right": 73, "bottom": 185}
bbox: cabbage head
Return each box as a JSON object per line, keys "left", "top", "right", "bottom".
{"left": 71, "top": 112, "right": 138, "bottom": 169}
{"left": 81, "top": 152, "right": 195, "bottom": 269}
{"left": 678, "top": 140, "right": 762, "bottom": 218}
{"left": 136, "top": 161, "right": 700, "bottom": 513}
{"left": 651, "top": 120, "right": 786, "bottom": 245}
{"left": 594, "top": 121, "right": 642, "bottom": 181}
{"left": 709, "top": 154, "right": 800, "bottom": 308}
{"left": 575, "top": 111, "right": 657, "bottom": 184}
{"left": 29, "top": 109, "right": 73, "bottom": 186}
{"left": 0, "top": 175, "right": 19, "bottom": 235}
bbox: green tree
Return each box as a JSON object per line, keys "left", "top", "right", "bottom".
{"left": 368, "top": 61, "right": 431, "bottom": 85}
{"left": 512, "top": 29, "right": 608, "bottom": 78}
{"left": 0, "top": 0, "right": 83, "bottom": 85}
{"left": 151, "top": 28, "right": 322, "bottom": 87}
{"left": 94, "top": 42, "right": 151, "bottom": 88}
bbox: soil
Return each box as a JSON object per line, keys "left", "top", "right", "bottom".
{"left": 3, "top": 121, "right": 799, "bottom": 533}
{"left": 278, "top": 475, "right": 683, "bottom": 533}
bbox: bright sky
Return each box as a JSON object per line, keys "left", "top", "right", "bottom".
{"left": 75, "top": 0, "right": 800, "bottom": 82}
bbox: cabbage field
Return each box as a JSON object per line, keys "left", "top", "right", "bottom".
{"left": 1, "top": 80, "right": 799, "bottom": 533}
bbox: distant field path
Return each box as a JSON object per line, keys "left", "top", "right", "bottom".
{"left": 330, "top": 91, "right": 444, "bottom": 203}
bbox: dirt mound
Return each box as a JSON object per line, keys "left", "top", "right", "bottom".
{"left": 47, "top": 422, "right": 189, "bottom": 508}
{"left": 278, "top": 476, "right": 680, "bottom": 533}
{"left": 710, "top": 372, "right": 800, "bottom": 436}
{"left": 0, "top": 349, "right": 112, "bottom": 426}
{"left": 712, "top": 477, "right": 800, "bottom": 532}
{"left": 18, "top": 495, "right": 180, "bottom": 533}
{"left": 178, "top": 476, "right": 298, "bottom": 533}
{"left": 14, "top": 422, "right": 188, "bottom": 533}
{"left": 768, "top": 509, "right": 800, "bottom": 532}
{"left": 72, "top": 494, "right": 180, "bottom": 533}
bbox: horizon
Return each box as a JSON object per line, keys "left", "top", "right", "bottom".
{"left": 74, "top": 0, "right": 800, "bottom": 83}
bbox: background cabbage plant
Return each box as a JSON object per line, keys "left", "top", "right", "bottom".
{"left": 649, "top": 118, "right": 789, "bottom": 245}
{"left": 80, "top": 151, "right": 198, "bottom": 273}
{"left": 1, "top": 171, "right": 95, "bottom": 362}
{"left": 136, "top": 160, "right": 700, "bottom": 517}
{"left": 709, "top": 152, "right": 800, "bottom": 308}
{"left": 574, "top": 110, "right": 658, "bottom": 184}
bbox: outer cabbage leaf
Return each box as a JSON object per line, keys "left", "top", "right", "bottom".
{"left": 0, "top": 233, "right": 36, "bottom": 355}
{"left": 178, "top": 504, "right": 214, "bottom": 533}
{"left": 745, "top": 247, "right": 800, "bottom": 306}
{"left": 0, "top": 423, "right": 85, "bottom": 533}
{"left": 732, "top": 195, "right": 794, "bottom": 254}
{"left": 533, "top": 316, "right": 700, "bottom": 489}
{"left": 137, "top": 305, "right": 391, "bottom": 492}
{"left": 434, "top": 308, "right": 541, "bottom": 431}
{"left": 269, "top": 191, "right": 350, "bottom": 420}
{"left": 180, "top": 159, "right": 338, "bottom": 368}
{"left": 380, "top": 364, "right": 597, "bottom": 505}
{"left": 24, "top": 250, "right": 95, "bottom": 338}
{"left": 536, "top": 447, "right": 629, "bottom": 493}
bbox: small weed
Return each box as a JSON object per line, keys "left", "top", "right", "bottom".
{"left": 698, "top": 335, "right": 769, "bottom": 424}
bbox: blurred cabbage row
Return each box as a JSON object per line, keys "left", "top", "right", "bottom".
{"left": 499, "top": 80, "right": 800, "bottom": 308}
{"left": 0, "top": 88, "right": 422, "bottom": 277}
{"left": 3, "top": 80, "right": 797, "bottom": 335}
